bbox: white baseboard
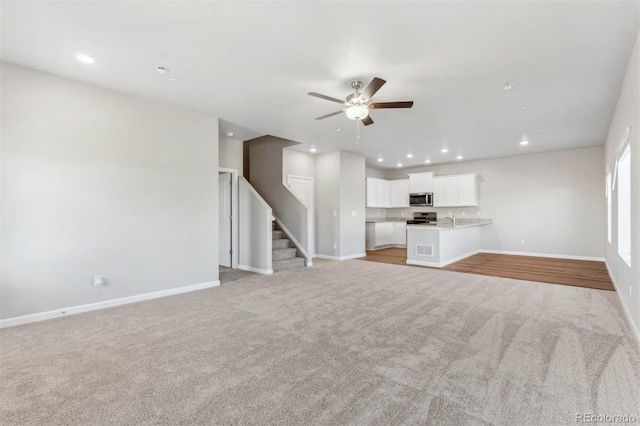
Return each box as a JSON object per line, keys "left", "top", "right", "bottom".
{"left": 238, "top": 264, "right": 273, "bottom": 275}
{"left": 0, "top": 280, "right": 220, "bottom": 329}
{"left": 605, "top": 260, "right": 640, "bottom": 347}
{"left": 315, "top": 253, "right": 367, "bottom": 261}
{"left": 479, "top": 250, "right": 604, "bottom": 262}
{"left": 305, "top": 261, "right": 313, "bottom": 267}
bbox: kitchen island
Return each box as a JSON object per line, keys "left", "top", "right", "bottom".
{"left": 406, "top": 218, "right": 492, "bottom": 268}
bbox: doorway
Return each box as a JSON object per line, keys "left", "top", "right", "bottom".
{"left": 219, "top": 172, "right": 232, "bottom": 267}
{"left": 287, "top": 175, "right": 313, "bottom": 208}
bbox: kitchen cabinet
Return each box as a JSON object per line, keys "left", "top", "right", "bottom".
{"left": 366, "top": 178, "right": 407, "bottom": 208}
{"left": 366, "top": 178, "right": 390, "bottom": 208}
{"left": 366, "top": 222, "right": 407, "bottom": 249}
{"left": 389, "top": 179, "right": 410, "bottom": 207}
{"left": 393, "top": 222, "right": 407, "bottom": 245}
{"left": 433, "top": 173, "right": 478, "bottom": 207}
{"left": 457, "top": 174, "right": 478, "bottom": 206}
{"left": 408, "top": 172, "right": 434, "bottom": 194}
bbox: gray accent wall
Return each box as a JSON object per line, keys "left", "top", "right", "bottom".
{"left": 604, "top": 29, "right": 639, "bottom": 339}
{"left": 1, "top": 63, "right": 220, "bottom": 319}
{"left": 219, "top": 136, "right": 244, "bottom": 174}
{"left": 383, "top": 146, "right": 605, "bottom": 259}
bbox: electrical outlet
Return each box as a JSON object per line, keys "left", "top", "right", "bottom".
{"left": 461, "top": 211, "right": 466, "bottom": 217}
{"left": 333, "top": 243, "right": 337, "bottom": 249}
{"left": 520, "top": 240, "right": 525, "bottom": 245}
{"left": 477, "top": 211, "right": 481, "bottom": 217}
{"left": 351, "top": 211, "right": 356, "bottom": 217}
{"left": 93, "top": 276, "right": 104, "bottom": 287}
{"left": 333, "top": 211, "right": 337, "bottom": 217}
{"left": 401, "top": 211, "right": 405, "bottom": 216}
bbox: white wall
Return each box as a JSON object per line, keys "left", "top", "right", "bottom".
{"left": 238, "top": 177, "right": 272, "bottom": 273}
{"left": 1, "top": 63, "right": 220, "bottom": 320}
{"left": 315, "top": 152, "right": 341, "bottom": 257}
{"left": 385, "top": 146, "right": 605, "bottom": 259}
{"left": 219, "top": 136, "right": 244, "bottom": 174}
{"left": 283, "top": 148, "right": 315, "bottom": 180}
{"left": 339, "top": 152, "right": 366, "bottom": 257}
{"left": 315, "top": 151, "right": 365, "bottom": 259}
{"left": 604, "top": 29, "right": 639, "bottom": 340}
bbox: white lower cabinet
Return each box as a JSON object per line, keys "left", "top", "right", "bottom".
{"left": 366, "top": 222, "right": 407, "bottom": 249}
{"left": 393, "top": 222, "right": 407, "bottom": 245}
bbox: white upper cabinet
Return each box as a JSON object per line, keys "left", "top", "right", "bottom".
{"left": 457, "top": 173, "right": 478, "bottom": 206}
{"left": 433, "top": 173, "right": 478, "bottom": 207}
{"left": 367, "top": 178, "right": 408, "bottom": 208}
{"left": 366, "top": 177, "right": 378, "bottom": 207}
{"left": 407, "top": 172, "right": 434, "bottom": 194}
{"left": 389, "top": 179, "right": 410, "bottom": 207}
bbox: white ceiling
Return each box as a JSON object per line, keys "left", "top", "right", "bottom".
{"left": 2, "top": 1, "right": 638, "bottom": 169}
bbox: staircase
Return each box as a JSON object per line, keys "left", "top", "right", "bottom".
{"left": 272, "top": 222, "right": 306, "bottom": 272}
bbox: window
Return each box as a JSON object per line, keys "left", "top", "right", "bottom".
{"left": 617, "top": 145, "right": 631, "bottom": 266}
{"left": 606, "top": 172, "right": 612, "bottom": 244}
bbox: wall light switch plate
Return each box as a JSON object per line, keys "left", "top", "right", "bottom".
{"left": 351, "top": 211, "right": 356, "bottom": 217}
{"left": 520, "top": 240, "right": 525, "bottom": 245}
{"left": 333, "top": 211, "right": 337, "bottom": 217}
{"left": 333, "top": 243, "right": 337, "bottom": 249}
{"left": 93, "top": 276, "right": 104, "bottom": 287}
{"left": 477, "top": 211, "right": 481, "bottom": 217}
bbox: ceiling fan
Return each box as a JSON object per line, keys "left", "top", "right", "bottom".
{"left": 308, "top": 77, "right": 413, "bottom": 126}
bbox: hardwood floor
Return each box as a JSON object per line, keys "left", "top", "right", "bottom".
{"left": 359, "top": 248, "right": 615, "bottom": 291}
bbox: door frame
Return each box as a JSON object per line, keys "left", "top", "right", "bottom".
{"left": 286, "top": 174, "right": 314, "bottom": 209}
{"left": 219, "top": 167, "right": 239, "bottom": 269}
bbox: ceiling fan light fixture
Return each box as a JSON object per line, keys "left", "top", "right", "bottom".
{"left": 345, "top": 105, "right": 369, "bottom": 120}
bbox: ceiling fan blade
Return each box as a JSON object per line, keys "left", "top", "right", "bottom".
{"left": 369, "top": 101, "right": 414, "bottom": 109}
{"left": 361, "top": 77, "right": 386, "bottom": 101}
{"left": 361, "top": 115, "right": 374, "bottom": 126}
{"left": 308, "top": 92, "right": 346, "bottom": 104}
{"left": 315, "top": 110, "right": 343, "bottom": 120}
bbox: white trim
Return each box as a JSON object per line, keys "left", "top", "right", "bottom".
{"left": 0, "top": 281, "right": 220, "bottom": 329}
{"left": 238, "top": 264, "right": 273, "bottom": 275}
{"left": 407, "top": 250, "right": 479, "bottom": 268}
{"left": 219, "top": 167, "right": 239, "bottom": 269}
{"left": 315, "top": 253, "right": 366, "bottom": 261}
{"left": 479, "top": 249, "right": 604, "bottom": 262}
{"left": 605, "top": 260, "right": 640, "bottom": 347}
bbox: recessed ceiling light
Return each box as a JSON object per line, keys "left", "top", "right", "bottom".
{"left": 520, "top": 140, "right": 529, "bottom": 145}
{"left": 397, "top": 163, "right": 402, "bottom": 167}
{"left": 441, "top": 148, "right": 448, "bottom": 153}
{"left": 377, "top": 158, "right": 383, "bottom": 162}
{"left": 425, "top": 160, "right": 431, "bottom": 164}
{"left": 456, "top": 155, "right": 463, "bottom": 160}
{"left": 75, "top": 53, "right": 95, "bottom": 64}
{"left": 406, "top": 153, "right": 413, "bottom": 158}
{"left": 310, "top": 147, "right": 317, "bottom": 153}
{"left": 170, "top": 77, "right": 178, "bottom": 82}
{"left": 226, "top": 131, "right": 234, "bottom": 137}
{"left": 336, "top": 127, "right": 341, "bottom": 132}
{"left": 503, "top": 83, "right": 514, "bottom": 91}
{"left": 156, "top": 66, "right": 169, "bottom": 74}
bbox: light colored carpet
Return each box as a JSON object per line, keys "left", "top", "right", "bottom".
{"left": 1, "top": 259, "right": 639, "bottom": 425}
{"left": 219, "top": 266, "right": 256, "bottom": 284}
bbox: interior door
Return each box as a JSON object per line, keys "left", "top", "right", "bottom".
{"left": 218, "top": 173, "right": 232, "bottom": 267}
{"left": 287, "top": 175, "right": 313, "bottom": 208}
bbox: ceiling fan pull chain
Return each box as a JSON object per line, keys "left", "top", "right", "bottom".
{"left": 356, "top": 120, "right": 360, "bottom": 144}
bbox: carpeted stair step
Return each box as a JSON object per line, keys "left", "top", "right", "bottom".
{"left": 272, "top": 238, "right": 291, "bottom": 249}
{"left": 273, "top": 256, "right": 305, "bottom": 272}
{"left": 273, "top": 247, "right": 297, "bottom": 261}
{"left": 272, "top": 230, "right": 283, "bottom": 240}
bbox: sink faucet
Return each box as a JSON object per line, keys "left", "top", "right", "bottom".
{"left": 442, "top": 215, "right": 455, "bottom": 226}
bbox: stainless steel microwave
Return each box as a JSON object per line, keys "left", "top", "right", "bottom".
{"left": 409, "top": 192, "right": 433, "bottom": 207}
